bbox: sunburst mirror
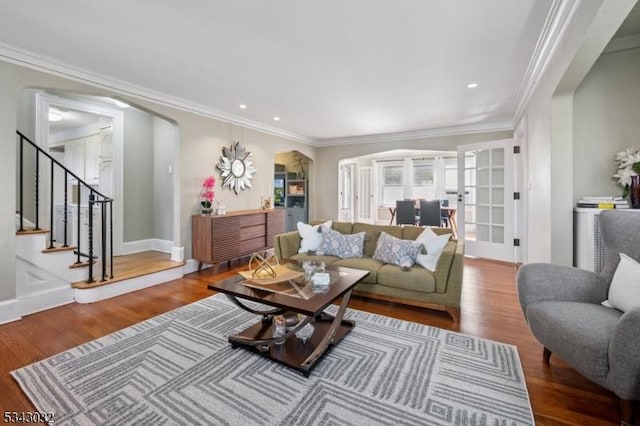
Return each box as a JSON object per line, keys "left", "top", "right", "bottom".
{"left": 216, "top": 141, "right": 256, "bottom": 194}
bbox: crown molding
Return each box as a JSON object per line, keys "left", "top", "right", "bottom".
{"left": 0, "top": 42, "right": 315, "bottom": 145}
{"left": 315, "top": 121, "right": 514, "bottom": 147}
{"left": 512, "top": 0, "right": 578, "bottom": 124}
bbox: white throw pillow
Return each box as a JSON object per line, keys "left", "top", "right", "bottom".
{"left": 297, "top": 220, "right": 332, "bottom": 253}
{"left": 414, "top": 227, "right": 452, "bottom": 272}
{"left": 603, "top": 253, "right": 640, "bottom": 312}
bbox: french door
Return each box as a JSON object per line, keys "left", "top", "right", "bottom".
{"left": 457, "top": 139, "right": 515, "bottom": 262}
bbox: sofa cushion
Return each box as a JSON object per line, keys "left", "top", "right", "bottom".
{"left": 352, "top": 223, "right": 403, "bottom": 258}
{"left": 290, "top": 253, "right": 341, "bottom": 265}
{"left": 377, "top": 264, "right": 436, "bottom": 293}
{"left": 402, "top": 225, "right": 452, "bottom": 240}
{"left": 318, "top": 226, "right": 365, "bottom": 258}
{"left": 526, "top": 301, "right": 622, "bottom": 378}
{"left": 311, "top": 220, "right": 353, "bottom": 235}
{"left": 373, "top": 232, "right": 422, "bottom": 268}
{"left": 332, "top": 257, "right": 384, "bottom": 284}
{"left": 297, "top": 220, "right": 332, "bottom": 253}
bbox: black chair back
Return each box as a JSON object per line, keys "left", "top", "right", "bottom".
{"left": 419, "top": 200, "right": 441, "bottom": 227}
{"left": 395, "top": 200, "right": 417, "bottom": 225}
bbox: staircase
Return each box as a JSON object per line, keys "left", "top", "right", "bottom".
{"left": 15, "top": 130, "right": 115, "bottom": 315}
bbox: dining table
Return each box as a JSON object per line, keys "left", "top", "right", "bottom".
{"left": 388, "top": 205, "right": 457, "bottom": 238}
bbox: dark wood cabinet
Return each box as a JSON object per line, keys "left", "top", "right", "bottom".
{"left": 192, "top": 209, "right": 285, "bottom": 273}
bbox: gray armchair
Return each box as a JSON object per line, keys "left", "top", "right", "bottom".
{"left": 517, "top": 210, "right": 640, "bottom": 425}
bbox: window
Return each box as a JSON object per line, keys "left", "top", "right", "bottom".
{"left": 379, "top": 162, "right": 404, "bottom": 206}
{"left": 411, "top": 160, "right": 435, "bottom": 199}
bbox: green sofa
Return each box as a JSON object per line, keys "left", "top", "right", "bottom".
{"left": 273, "top": 220, "right": 464, "bottom": 321}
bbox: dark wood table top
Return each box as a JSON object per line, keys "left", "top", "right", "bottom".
{"left": 208, "top": 265, "right": 369, "bottom": 317}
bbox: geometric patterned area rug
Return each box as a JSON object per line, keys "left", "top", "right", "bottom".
{"left": 12, "top": 294, "right": 533, "bottom": 425}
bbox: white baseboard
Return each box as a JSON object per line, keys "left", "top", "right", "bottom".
{"left": 0, "top": 299, "right": 22, "bottom": 325}
{"left": 74, "top": 267, "right": 184, "bottom": 303}
{"left": 19, "top": 287, "right": 74, "bottom": 317}
{"left": 171, "top": 246, "right": 184, "bottom": 262}
{"left": 183, "top": 259, "right": 211, "bottom": 274}
{"left": 122, "top": 239, "right": 173, "bottom": 254}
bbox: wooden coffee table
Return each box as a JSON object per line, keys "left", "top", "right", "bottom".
{"left": 208, "top": 265, "right": 369, "bottom": 376}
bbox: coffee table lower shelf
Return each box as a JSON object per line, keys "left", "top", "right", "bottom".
{"left": 229, "top": 316, "right": 355, "bottom": 376}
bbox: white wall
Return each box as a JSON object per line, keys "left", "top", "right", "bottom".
{"left": 573, "top": 46, "right": 640, "bottom": 201}
{"left": 153, "top": 117, "right": 174, "bottom": 241}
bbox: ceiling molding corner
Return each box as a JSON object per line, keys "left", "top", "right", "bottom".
{"left": 0, "top": 42, "right": 315, "bottom": 145}
{"left": 512, "top": 0, "right": 579, "bottom": 125}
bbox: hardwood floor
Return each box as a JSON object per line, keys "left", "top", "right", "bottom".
{"left": 0, "top": 257, "right": 630, "bottom": 425}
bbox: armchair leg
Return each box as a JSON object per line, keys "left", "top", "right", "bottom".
{"left": 621, "top": 399, "right": 636, "bottom": 426}
{"left": 543, "top": 347, "right": 551, "bottom": 365}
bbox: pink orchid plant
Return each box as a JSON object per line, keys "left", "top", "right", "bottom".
{"left": 200, "top": 176, "right": 216, "bottom": 209}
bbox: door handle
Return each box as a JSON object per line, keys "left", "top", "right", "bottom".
{"left": 457, "top": 194, "right": 463, "bottom": 202}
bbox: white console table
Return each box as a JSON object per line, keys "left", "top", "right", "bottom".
{"left": 574, "top": 208, "right": 640, "bottom": 272}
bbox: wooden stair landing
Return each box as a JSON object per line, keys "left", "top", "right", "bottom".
{"left": 72, "top": 251, "right": 185, "bottom": 289}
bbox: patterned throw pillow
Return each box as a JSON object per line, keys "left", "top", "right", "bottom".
{"left": 373, "top": 231, "right": 422, "bottom": 268}
{"left": 317, "top": 226, "right": 365, "bottom": 258}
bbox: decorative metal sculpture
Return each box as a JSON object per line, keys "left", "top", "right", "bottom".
{"left": 216, "top": 141, "right": 256, "bottom": 194}
{"left": 249, "top": 251, "right": 279, "bottom": 279}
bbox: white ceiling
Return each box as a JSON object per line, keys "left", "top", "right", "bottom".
{"left": 1, "top": 1, "right": 559, "bottom": 143}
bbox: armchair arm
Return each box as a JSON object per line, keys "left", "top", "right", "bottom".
{"left": 607, "top": 307, "right": 640, "bottom": 400}
{"left": 517, "top": 263, "right": 608, "bottom": 318}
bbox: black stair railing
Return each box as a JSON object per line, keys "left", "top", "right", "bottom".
{"left": 17, "top": 130, "right": 114, "bottom": 283}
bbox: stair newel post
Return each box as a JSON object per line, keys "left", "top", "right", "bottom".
{"left": 63, "top": 171, "right": 69, "bottom": 247}
{"left": 75, "top": 185, "right": 81, "bottom": 264}
{"left": 87, "top": 192, "right": 95, "bottom": 283}
{"left": 18, "top": 133, "right": 24, "bottom": 232}
{"left": 48, "top": 158, "right": 54, "bottom": 249}
{"left": 34, "top": 150, "right": 40, "bottom": 230}
{"left": 109, "top": 200, "right": 114, "bottom": 279}
{"left": 101, "top": 199, "right": 107, "bottom": 281}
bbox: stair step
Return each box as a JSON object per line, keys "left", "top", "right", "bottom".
{"left": 16, "top": 228, "right": 49, "bottom": 236}
{"left": 69, "top": 260, "right": 97, "bottom": 269}
{"left": 42, "top": 245, "right": 77, "bottom": 254}
{"left": 72, "top": 261, "right": 185, "bottom": 289}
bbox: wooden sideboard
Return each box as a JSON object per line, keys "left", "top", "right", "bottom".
{"left": 192, "top": 209, "right": 286, "bottom": 273}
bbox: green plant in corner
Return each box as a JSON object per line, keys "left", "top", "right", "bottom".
{"left": 613, "top": 148, "right": 640, "bottom": 197}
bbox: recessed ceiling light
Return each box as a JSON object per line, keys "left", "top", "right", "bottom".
{"left": 48, "top": 109, "right": 63, "bottom": 122}
{"left": 273, "top": 116, "right": 280, "bottom": 121}
{"left": 467, "top": 82, "right": 478, "bottom": 89}
{"left": 239, "top": 104, "right": 247, "bottom": 109}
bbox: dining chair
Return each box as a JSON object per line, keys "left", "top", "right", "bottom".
{"left": 395, "top": 200, "right": 418, "bottom": 225}
{"left": 440, "top": 199, "right": 450, "bottom": 227}
{"left": 419, "top": 200, "right": 441, "bottom": 227}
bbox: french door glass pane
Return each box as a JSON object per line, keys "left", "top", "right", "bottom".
{"left": 477, "top": 168, "right": 490, "bottom": 185}
{"left": 492, "top": 206, "right": 504, "bottom": 225}
{"left": 492, "top": 168, "right": 504, "bottom": 185}
{"left": 492, "top": 225, "right": 504, "bottom": 243}
{"left": 477, "top": 224, "right": 490, "bottom": 242}
{"left": 477, "top": 206, "right": 490, "bottom": 223}
{"left": 477, "top": 150, "right": 490, "bottom": 167}
{"left": 492, "top": 148, "right": 504, "bottom": 166}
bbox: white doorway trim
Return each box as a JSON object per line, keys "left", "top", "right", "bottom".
{"left": 35, "top": 92, "right": 124, "bottom": 255}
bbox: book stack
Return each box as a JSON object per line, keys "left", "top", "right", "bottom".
{"left": 577, "top": 196, "right": 629, "bottom": 209}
